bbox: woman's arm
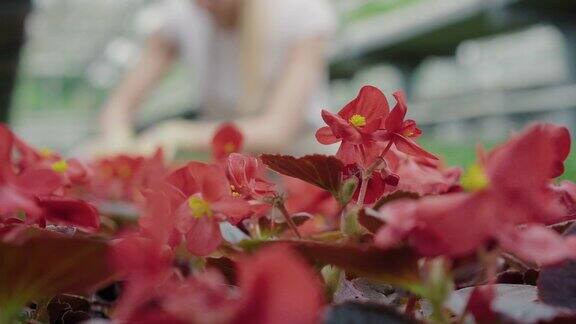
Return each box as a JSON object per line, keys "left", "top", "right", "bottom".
{"left": 100, "top": 32, "right": 178, "bottom": 149}
{"left": 137, "top": 36, "right": 328, "bottom": 154}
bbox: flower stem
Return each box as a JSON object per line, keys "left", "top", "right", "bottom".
{"left": 356, "top": 141, "right": 394, "bottom": 206}
{"left": 356, "top": 176, "right": 369, "bottom": 206}
{"left": 404, "top": 295, "right": 418, "bottom": 317}
{"left": 275, "top": 197, "right": 302, "bottom": 238}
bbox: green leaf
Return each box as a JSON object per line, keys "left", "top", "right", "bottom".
{"left": 338, "top": 176, "right": 359, "bottom": 206}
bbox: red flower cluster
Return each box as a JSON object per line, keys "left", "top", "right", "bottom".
{"left": 2, "top": 86, "right": 576, "bottom": 323}
{"left": 0, "top": 125, "right": 98, "bottom": 232}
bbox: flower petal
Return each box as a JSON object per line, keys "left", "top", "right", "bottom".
{"left": 37, "top": 196, "right": 100, "bottom": 232}
{"left": 384, "top": 91, "right": 408, "bottom": 131}
{"left": 394, "top": 135, "right": 438, "bottom": 160}
{"left": 339, "top": 86, "right": 389, "bottom": 124}
{"left": 321, "top": 110, "right": 362, "bottom": 144}
{"left": 212, "top": 197, "right": 251, "bottom": 223}
{"left": 315, "top": 126, "right": 339, "bottom": 145}
{"left": 184, "top": 217, "right": 223, "bottom": 256}
{"left": 497, "top": 224, "right": 576, "bottom": 266}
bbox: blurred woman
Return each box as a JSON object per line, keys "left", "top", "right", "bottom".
{"left": 97, "top": 0, "right": 336, "bottom": 156}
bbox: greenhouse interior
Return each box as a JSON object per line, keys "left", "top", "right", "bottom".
{"left": 2, "top": 0, "right": 576, "bottom": 323}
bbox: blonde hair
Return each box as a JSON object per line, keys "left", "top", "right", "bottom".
{"left": 237, "top": 0, "right": 266, "bottom": 115}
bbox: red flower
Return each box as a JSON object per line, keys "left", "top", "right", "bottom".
{"left": 373, "top": 91, "right": 437, "bottom": 160}
{"left": 111, "top": 232, "right": 175, "bottom": 322}
{"left": 89, "top": 149, "right": 166, "bottom": 202}
{"left": 113, "top": 245, "right": 323, "bottom": 324}
{"left": 549, "top": 180, "right": 576, "bottom": 221}
{"left": 10, "top": 132, "right": 91, "bottom": 186}
{"left": 138, "top": 182, "right": 184, "bottom": 247}
{"left": 375, "top": 123, "right": 576, "bottom": 265}
{"left": 282, "top": 176, "right": 339, "bottom": 235}
{"left": 0, "top": 125, "right": 62, "bottom": 217}
{"left": 35, "top": 196, "right": 100, "bottom": 232}
{"left": 342, "top": 164, "right": 395, "bottom": 204}
{"left": 388, "top": 148, "right": 461, "bottom": 196}
{"left": 226, "top": 153, "right": 275, "bottom": 200}
{"left": 283, "top": 176, "right": 338, "bottom": 218}
{"left": 232, "top": 245, "right": 324, "bottom": 324}
{"left": 169, "top": 162, "right": 250, "bottom": 256}
{"left": 316, "top": 86, "right": 390, "bottom": 166}
{"left": 213, "top": 123, "right": 243, "bottom": 162}
{"left": 160, "top": 271, "right": 236, "bottom": 324}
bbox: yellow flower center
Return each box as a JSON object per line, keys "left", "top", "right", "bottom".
{"left": 461, "top": 164, "right": 490, "bottom": 192}
{"left": 403, "top": 129, "right": 415, "bottom": 137}
{"left": 117, "top": 165, "right": 132, "bottom": 178}
{"left": 349, "top": 114, "right": 367, "bottom": 128}
{"left": 230, "top": 185, "right": 241, "bottom": 198}
{"left": 223, "top": 142, "right": 236, "bottom": 154}
{"left": 188, "top": 196, "right": 213, "bottom": 218}
{"left": 51, "top": 160, "right": 69, "bottom": 173}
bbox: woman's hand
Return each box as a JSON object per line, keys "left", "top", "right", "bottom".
{"left": 134, "top": 120, "right": 182, "bottom": 159}
{"left": 71, "top": 134, "right": 135, "bottom": 159}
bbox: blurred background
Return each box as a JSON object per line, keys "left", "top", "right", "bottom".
{"left": 3, "top": 0, "right": 576, "bottom": 176}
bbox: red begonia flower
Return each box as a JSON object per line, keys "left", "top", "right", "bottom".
{"left": 10, "top": 132, "right": 91, "bottom": 186}
{"left": 375, "top": 123, "right": 576, "bottom": 265}
{"left": 169, "top": 162, "right": 250, "bottom": 256}
{"left": 35, "top": 196, "right": 100, "bottom": 232}
{"left": 549, "top": 180, "right": 576, "bottom": 221}
{"left": 138, "top": 183, "right": 184, "bottom": 247}
{"left": 316, "top": 86, "right": 390, "bottom": 166}
{"left": 283, "top": 176, "right": 339, "bottom": 219}
{"left": 212, "top": 123, "right": 243, "bottom": 162}
{"left": 232, "top": 245, "right": 325, "bottom": 324}
{"left": 90, "top": 149, "right": 166, "bottom": 202}
{"left": 113, "top": 245, "right": 323, "bottom": 324}
{"left": 387, "top": 148, "right": 461, "bottom": 196}
{"left": 111, "top": 232, "right": 175, "bottom": 322}
{"left": 373, "top": 91, "right": 437, "bottom": 160}
{"left": 0, "top": 125, "right": 63, "bottom": 217}
{"left": 226, "top": 153, "right": 275, "bottom": 200}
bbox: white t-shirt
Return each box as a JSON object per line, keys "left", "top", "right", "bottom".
{"left": 159, "top": 0, "right": 337, "bottom": 126}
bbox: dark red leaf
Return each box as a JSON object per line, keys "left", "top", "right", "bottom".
{"left": 358, "top": 209, "right": 384, "bottom": 233}
{"left": 284, "top": 241, "right": 420, "bottom": 288}
{"left": 261, "top": 154, "right": 343, "bottom": 196}
{"left": 373, "top": 190, "right": 420, "bottom": 210}
{"left": 0, "top": 226, "right": 113, "bottom": 307}
{"left": 206, "top": 257, "right": 237, "bottom": 285}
